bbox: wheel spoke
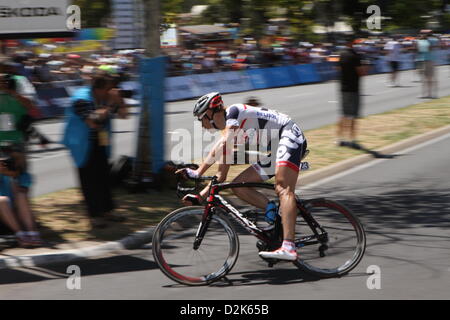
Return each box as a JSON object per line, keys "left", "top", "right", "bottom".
{"left": 295, "top": 200, "right": 366, "bottom": 277}
{"left": 153, "top": 207, "right": 239, "bottom": 285}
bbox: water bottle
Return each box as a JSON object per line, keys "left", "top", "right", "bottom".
{"left": 264, "top": 201, "right": 278, "bottom": 224}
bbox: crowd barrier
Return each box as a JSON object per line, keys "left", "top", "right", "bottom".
{"left": 162, "top": 49, "right": 449, "bottom": 102}
{"left": 33, "top": 49, "right": 450, "bottom": 116}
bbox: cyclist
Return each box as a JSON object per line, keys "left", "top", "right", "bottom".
{"left": 177, "top": 92, "right": 307, "bottom": 261}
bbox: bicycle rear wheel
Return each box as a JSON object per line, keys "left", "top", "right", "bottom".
{"left": 152, "top": 206, "right": 239, "bottom": 286}
{"left": 293, "top": 199, "right": 366, "bottom": 278}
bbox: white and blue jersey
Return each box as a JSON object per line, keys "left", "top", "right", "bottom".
{"left": 225, "top": 104, "right": 307, "bottom": 180}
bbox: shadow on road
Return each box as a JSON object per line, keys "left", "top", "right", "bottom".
{"left": 0, "top": 255, "right": 158, "bottom": 285}
{"left": 306, "top": 182, "right": 450, "bottom": 231}
{"left": 339, "top": 141, "right": 401, "bottom": 159}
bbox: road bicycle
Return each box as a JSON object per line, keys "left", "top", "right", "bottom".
{"left": 152, "top": 170, "right": 366, "bottom": 286}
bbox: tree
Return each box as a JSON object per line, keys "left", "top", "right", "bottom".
{"left": 74, "top": 0, "right": 111, "bottom": 28}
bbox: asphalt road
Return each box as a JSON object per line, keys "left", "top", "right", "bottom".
{"left": 29, "top": 66, "right": 450, "bottom": 197}
{"left": 2, "top": 131, "right": 449, "bottom": 299}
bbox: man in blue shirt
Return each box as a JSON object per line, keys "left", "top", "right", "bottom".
{"left": 63, "top": 73, "right": 128, "bottom": 228}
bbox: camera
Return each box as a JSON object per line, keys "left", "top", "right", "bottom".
{"left": 0, "top": 143, "right": 17, "bottom": 172}
{"left": 0, "top": 73, "right": 16, "bottom": 91}
{"left": 0, "top": 156, "right": 16, "bottom": 171}
{"left": 119, "top": 89, "right": 133, "bottom": 99}
{"left": 89, "top": 112, "right": 109, "bottom": 126}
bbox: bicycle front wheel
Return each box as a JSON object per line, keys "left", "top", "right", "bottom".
{"left": 294, "top": 199, "right": 366, "bottom": 278}
{"left": 152, "top": 206, "right": 239, "bottom": 286}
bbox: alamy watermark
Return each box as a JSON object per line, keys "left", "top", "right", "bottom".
{"left": 169, "top": 122, "right": 289, "bottom": 166}
{"left": 66, "top": 265, "right": 81, "bottom": 290}
{"left": 366, "top": 265, "right": 381, "bottom": 290}
{"left": 66, "top": 5, "right": 81, "bottom": 31}
{"left": 367, "top": 5, "right": 382, "bottom": 31}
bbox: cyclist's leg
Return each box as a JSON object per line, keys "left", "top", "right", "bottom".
{"left": 259, "top": 165, "right": 299, "bottom": 261}
{"left": 274, "top": 122, "right": 305, "bottom": 238}
{"left": 259, "top": 121, "right": 305, "bottom": 260}
{"left": 231, "top": 165, "right": 268, "bottom": 210}
{"left": 275, "top": 165, "right": 299, "bottom": 241}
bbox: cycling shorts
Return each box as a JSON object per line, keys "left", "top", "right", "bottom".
{"left": 252, "top": 120, "right": 307, "bottom": 181}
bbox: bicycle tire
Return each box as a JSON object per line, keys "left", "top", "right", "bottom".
{"left": 293, "top": 199, "right": 366, "bottom": 278}
{"left": 152, "top": 206, "right": 240, "bottom": 286}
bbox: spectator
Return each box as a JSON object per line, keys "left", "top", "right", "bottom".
{"left": 384, "top": 37, "right": 402, "bottom": 86}
{"left": 0, "top": 61, "right": 49, "bottom": 147}
{"left": 414, "top": 37, "right": 426, "bottom": 83}
{"left": 337, "top": 37, "right": 367, "bottom": 148}
{"left": 33, "top": 57, "right": 54, "bottom": 83}
{"left": 0, "top": 144, "right": 42, "bottom": 247}
{"left": 416, "top": 31, "right": 439, "bottom": 99}
{"left": 62, "top": 73, "right": 128, "bottom": 229}
{"left": 427, "top": 33, "right": 440, "bottom": 98}
{"left": 0, "top": 74, "right": 42, "bottom": 247}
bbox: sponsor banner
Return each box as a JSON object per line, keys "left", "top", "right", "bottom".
{"left": 400, "top": 53, "right": 415, "bottom": 70}
{"left": 164, "top": 76, "right": 196, "bottom": 101}
{"left": 374, "top": 50, "right": 450, "bottom": 73}
{"left": 315, "top": 62, "right": 338, "bottom": 81}
{"left": 190, "top": 73, "right": 223, "bottom": 96}
{"left": 291, "top": 64, "right": 322, "bottom": 83}
{"left": 247, "top": 66, "right": 298, "bottom": 89}
{"left": 435, "top": 49, "right": 450, "bottom": 65}
{"left": 35, "top": 40, "right": 105, "bottom": 54}
{"left": 0, "top": 0, "right": 70, "bottom": 34}
{"left": 74, "top": 28, "right": 115, "bottom": 41}
{"left": 374, "top": 56, "right": 390, "bottom": 73}
{"left": 59, "top": 50, "right": 450, "bottom": 106}
{"left": 216, "top": 71, "right": 253, "bottom": 94}
{"left": 247, "top": 68, "right": 271, "bottom": 89}
{"left": 264, "top": 66, "right": 298, "bottom": 88}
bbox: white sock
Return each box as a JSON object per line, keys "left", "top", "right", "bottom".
{"left": 282, "top": 240, "right": 296, "bottom": 252}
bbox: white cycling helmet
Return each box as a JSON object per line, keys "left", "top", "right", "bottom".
{"left": 193, "top": 92, "right": 224, "bottom": 120}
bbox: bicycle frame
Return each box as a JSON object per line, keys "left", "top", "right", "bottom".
{"left": 193, "top": 179, "right": 327, "bottom": 250}
{"left": 193, "top": 182, "right": 276, "bottom": 248}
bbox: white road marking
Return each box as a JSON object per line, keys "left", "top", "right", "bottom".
{"left": 302, "top": 130, "right": 450, "bottom": 190}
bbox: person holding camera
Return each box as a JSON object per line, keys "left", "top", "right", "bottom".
{"left": 1, "top": 61, "right": 50, "bottom": 147}
{"left": 62, "top": 73, "right": 128, "bottom": 228}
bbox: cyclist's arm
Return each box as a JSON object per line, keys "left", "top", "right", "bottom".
{"left": 197, "top": 163, "right": 230, "bottom": 200}
{"left": 196, "top": 125, "right": 239, "bottom": 177}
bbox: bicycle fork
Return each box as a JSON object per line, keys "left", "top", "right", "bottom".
{"left": 193, "top": 205, "right": 214, "bottom": 250}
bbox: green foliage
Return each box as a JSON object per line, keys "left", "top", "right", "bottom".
{"left": 74, "top": 0, "right": 111, "bottom": 28}
{"left": 76, "top": 0, "right": 450, "bottom": 37}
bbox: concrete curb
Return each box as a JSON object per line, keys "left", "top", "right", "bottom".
{"left": 0, "top": 227, "right": 155, "bottom": 270}
{"left": 1, "top": 124, "right": 450, "bottom": 270}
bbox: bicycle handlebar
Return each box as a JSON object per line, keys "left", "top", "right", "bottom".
{"left": 175, "top": 172, "right": 218, "bottom": 199}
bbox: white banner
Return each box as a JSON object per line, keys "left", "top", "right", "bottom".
{"left": 0, "top": 0, "right": 70, "bottom": 34}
